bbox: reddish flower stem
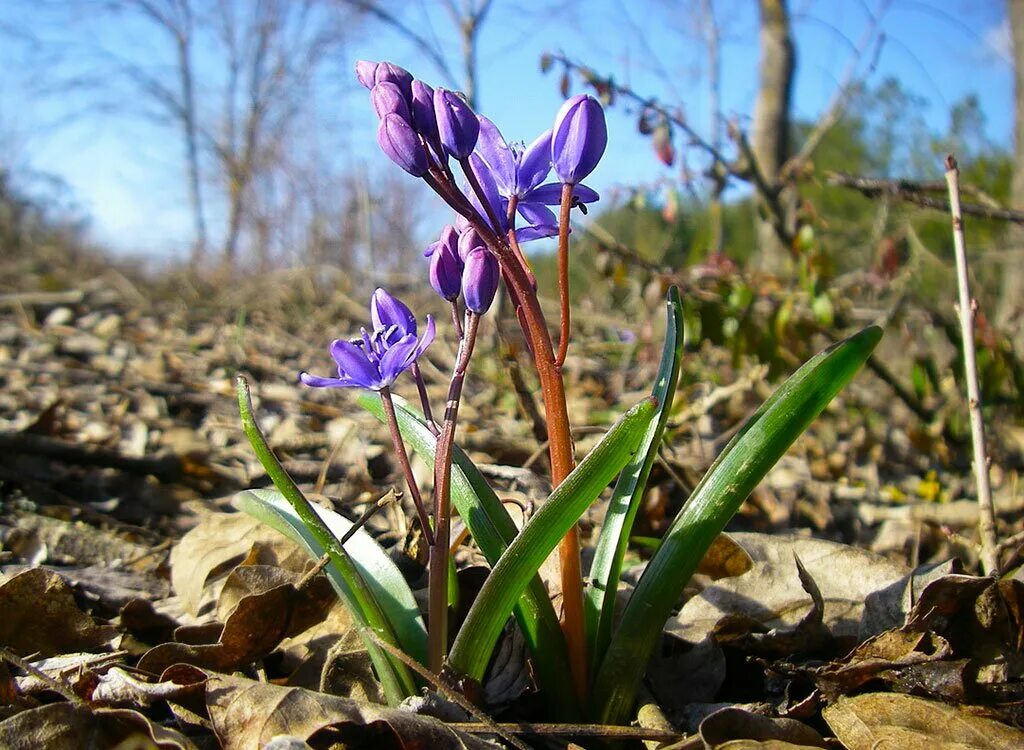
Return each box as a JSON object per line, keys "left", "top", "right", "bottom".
{"left": 428, "top": 312, "right": 481, "bottom": 673}
{"left": 556, "top": 182, "right": 574, "bottom": 367}
{"left": 379, "top": 386, "right": 434, "bottom": 546}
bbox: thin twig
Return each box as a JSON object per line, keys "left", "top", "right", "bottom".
{"left": 361, "top": 629, "right": 530, "bottom": 750}
{"left": 0, "top": 648, "right": 82, "bottom": 703}
{"left": 945, "top": 155, "right": 998, "bottom": 575}
{"left": 828, "top": 172, "right": 1024, "bottom": 224}
{"left": 448, "top": 721, "right": 684, "bottom": 742}
{"left": 296, "top": 491, "right": 397, "bottom": 590}
{"left": 556, "top": 182, "right": 573, "bottom": 367}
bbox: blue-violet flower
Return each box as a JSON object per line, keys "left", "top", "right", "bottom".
{"left": 299, "top": 289, "right": 434, "bottom": 391}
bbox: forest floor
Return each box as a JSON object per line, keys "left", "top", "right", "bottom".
{"left": 2, "top": 246, "right": 1024, "bottom": 749}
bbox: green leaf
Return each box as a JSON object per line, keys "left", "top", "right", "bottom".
{"left": 356, "top": 392, "right": 580, "bottom": 719}
{"left": 586, "top": 287, "right": 684, "bottom": 673}
{"left": 233, "top": 488, "right": 427, "bottom": 666}
{"left": 447, "top": 397, "right": 659, "bottom": 683}
{"left": 235, "top": 377, "right": 416, "bottom": 704}
{"left": 592, "top": 326, "right": 882, "bottom": 724}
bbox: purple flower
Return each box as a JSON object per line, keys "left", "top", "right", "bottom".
{"left": 377, "top": 114, "right": 429, "bottom": 177}
{"left": 552, "top": 94, "right": 607, "bottom": 184}
{"left": 428, "top": 227, "right": 463, "bottom": 300}
{"left": 462, "top": 248, "right": 499, "bottom": 314}
{"left": 300, "top": 289, "right": 434, "bottom": 391}
{"left": 434, "top": 88, "right": 479, "bottom": 159}
{"left": 469, "top": 117, "right": 599, "bottom": 237}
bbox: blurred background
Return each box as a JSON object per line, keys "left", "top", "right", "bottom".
{"left": 0, "top": 1, "right": 1013, "bottom": 287}
{"left": 1, "top": 0, "right": 1022, "bottom": 585}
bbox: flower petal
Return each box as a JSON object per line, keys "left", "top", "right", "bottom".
{"left": 299, "top": 371, "right": 355, "bottom": 388}
{"left": 377, "top": 334, "right": 418, "bottom": 385}
{"left": 517, "top": 129, "right": 553, "bottom": 194}
{"left": 517, "top": 201, "right": 557, "bottom": 227}
{"left": 474, "top": 116, "right": 515, "bottom": 195}
{"left": 330, "top": 339, "right": 382, "bottom": 389}
{"left": 370, "top": 288, "right": 416, "bottom": 335}
{"left": 515, "top": 224, "right": 559, "bottom": 243}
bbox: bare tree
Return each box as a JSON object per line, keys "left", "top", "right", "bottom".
{"left": 337, "top": 0, "right": 495, "bottom": 104}
{"left": 749, "top": 0, "right": 796, "bottom": 272}
{"left": 1000, "top": 0, "right": 1024, "bottom": 332}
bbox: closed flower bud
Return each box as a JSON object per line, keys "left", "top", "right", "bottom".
{"left": 411, "top": 80, "right": 441, "bottom": 152}
{"left": 377, "top": 114, "right": 428, "bottom": 177}
{"left": 429, "top": 237, "right": 463, "bottom": 300}
{"left": 552, "top": 94, "right": 607, "bottom": 184}
{"left": 457, "top": 227, "right": 485, "bottom": 262}
{"left": 462, "top": 248, "right": 499, "bottom": 314}
{"left": 355, "top": 60, "right": 378, "bottom": 90}
{"left": 371, "top": 82, "right": 411, "bottom": 122}
{"left": 434, "top": 88, "right": 479, "bottom": 159}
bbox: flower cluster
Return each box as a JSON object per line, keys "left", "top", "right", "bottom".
{"left": 356, "top": 60, "right": 606, "bottom": 244}
{"left": 299, "top": 289, "right": 434, "bottom": 391}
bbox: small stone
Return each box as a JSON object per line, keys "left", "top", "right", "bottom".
{"left": 44, "top": 307, "right": 74, "bottom": 327}
{"left": 93, "top": 314, "right": 122, "bottom": 338}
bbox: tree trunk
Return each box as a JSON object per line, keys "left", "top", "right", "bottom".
{"left": 176, "top": 29, "right": 208, "bottom": 267}
{"left": 750, "top": 0, "right": 796, "bottom": 273}
{"left": 999, "top": 0, "right": 1024, "bottom": 333}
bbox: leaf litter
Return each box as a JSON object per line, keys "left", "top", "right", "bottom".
{"left": 2, "top": 261, "right": 1024, "bottom": 747}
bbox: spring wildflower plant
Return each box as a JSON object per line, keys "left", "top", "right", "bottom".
{"left": 234, "top": 60, "right": 882, "bottom": 725}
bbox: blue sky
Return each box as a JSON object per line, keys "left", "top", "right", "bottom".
{"left": 0, "top": 0, "right": 1013, "bottom": 258}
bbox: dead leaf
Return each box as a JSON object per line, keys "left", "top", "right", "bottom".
{"left": 669, "top": 533, "right": 908, "bottom": 652}
{"left": 822, "top": 692, "right": 1024, "bottom": 749}
{"left": 169, "top": 511, "right": 296, "bottom": 615}
{"left": 699, "top": 706, "right": 826, "bottom": 748}
{"left": 137, "top": 576, "right": 322, "bottom": 675}
{"left": 0, "top": 568, "right": 117, "bottom": 656}
{"left": 697, "top": 533, "right": 755, "bottom": 580}
{"left": 0, "top": 701, "right": 195, "bottom": 749}
{"left": 204, "top": 673, "right": 496, "bottom": 750}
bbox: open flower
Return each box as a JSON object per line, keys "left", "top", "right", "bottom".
{"left": 299, "top": 289, "right": 434, "bottom": 391}
{"left": 470, "top": 116, "right": 600, "bottom": 234}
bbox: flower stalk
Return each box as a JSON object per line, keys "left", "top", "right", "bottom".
{"left": 380, "top": 386, "right": 434, "bottom": 545}
{"left": 429, "top": 311, "right": 482, "bottom": 672}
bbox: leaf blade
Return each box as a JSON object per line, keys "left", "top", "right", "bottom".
{"left": 592, "top": 326, "right": 882, "bottom": 724}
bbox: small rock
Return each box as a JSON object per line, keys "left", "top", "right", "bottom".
{"left": 44, "top": 307, "right": 74, "bottom": 327}
{"left": 93, "top": 314, "right": 122, "bottom": 338}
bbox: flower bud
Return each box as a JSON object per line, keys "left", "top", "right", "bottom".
{"left": 370, "top": 82, "right": 411, "bottom": 122}
{"left": 411, "top": 80, "right": 441, "bottom": 152}
{"left": 462, "top": 248, "right": 499, "bottom": 314}
{"left": 429, "top": 234, "right": 463, "bottom": 300}
{"left": 457, "top": 227, "right": 485, "bottom": 262}
{"left": 377, "top": 114, "right": 428, "bottom": 177}
{"left": 552, "top": 94, "right": 607, "bottom": 184}
{"left": 355, "top": 60, "right": 378, "bottom": 89}
{"left": 434, "top": 88, "right": 479, "bottom": 159}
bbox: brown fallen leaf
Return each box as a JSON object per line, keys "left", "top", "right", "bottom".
{"left": 137, "top": 576, "right": 325, "bottom": 675}
{"left": 170, "top": 510, "right": 296, "bottom": 615}
{"left": 669, "top": 534, "right": 908, "bottom": 652}
{"left": 822, "top": 692, "right": 1024, "bottom": 750}
{"left": 204, "top": 673, "right": 497, "bottom": 750}
{"left": 699, "top": 706, "right": 826, "bottom": 748}
{"left": 0, "top": 701, "right": 194, "bottom": 749}
{"left": 0, "top": 568, "right": 117, "bottom": 657}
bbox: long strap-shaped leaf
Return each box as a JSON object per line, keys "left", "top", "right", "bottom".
{"left": 591, "top": 326, "right": 882, "bottom": 724}
{"left": 357, "top": 392, "right": 580, "bottom": 719}
{"left": 447, "top": 397, "right": 658, "bottom": 683}
{"left": 233, "top": 488, "right": 427, "bottom": 665}
{"left": 236, "top": 377, "right": 416, "bottom": 704}
{"left": 586, "top": 287, "right": 684, "bottom": 673}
